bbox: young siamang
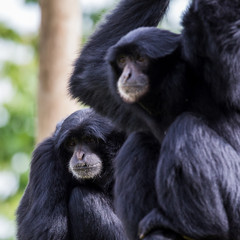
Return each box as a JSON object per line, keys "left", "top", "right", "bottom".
{"left": 69, "top": 0, "right": 240, "bottom": 239}
{"left": 16, "top": 109, "right": 126, "bottom": 240}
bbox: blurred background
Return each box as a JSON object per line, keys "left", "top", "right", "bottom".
{"left": 0, "top": 0, "right": 189, "bottom": 239}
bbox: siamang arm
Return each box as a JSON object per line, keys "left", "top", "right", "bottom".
{"left": 68, "top": 187, "right": 127, "bottom": 240}
{"left": 16, "top": 138, "right": 70, "bottom": 240}
{"left": 139, "top": 113, "right": 240, "bottom": 240}
{"left": 70, "top": 0, "right": 170, "bottom": 132}
{"left": 114, "top": 132, "right": 160, "bottom": 239}
{"left": 183, "top": 0, "right": 240, "bottom": 108}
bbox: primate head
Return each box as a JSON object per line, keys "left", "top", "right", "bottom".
{"left": 65, "top": 133, "right": 103, "bottom": 179}
{"left": 106, "top": 27, "right": 181, "bottom": 104}
{"left": 55, "top": 109, "right": 125, "bottom": 181}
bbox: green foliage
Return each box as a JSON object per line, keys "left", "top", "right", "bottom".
{"left": 0, "top": 21, "right": 38, "bottom": 239}
{"left": 0, "top": 60, "right": 37, "bottom": 165}
{"left": 0, "top": 23, "right": 22, "bottom": 42}
{"left": 25, "top": 0, "right": 38, "bottom": 4}
{"left": 87, "top": 8, "right": 108, "bottom": 26}
{"left": 0, "top": 3, "right": 111, "bottom": 239}
{"left": 0, "top": 22, "right": 39, "bottom": 50}
{"left": 82, "top": 8, "right": 109, "bottom": 43}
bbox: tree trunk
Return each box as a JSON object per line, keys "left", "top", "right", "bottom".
{"left": 37, "top": 0, "right": 81, "bottom": 142}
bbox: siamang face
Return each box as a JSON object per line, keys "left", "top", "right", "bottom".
{"left": 65, "top": 135, "right": 102, "bottom": 179}
{"left": 114, "top": 52, "right": 150, "bottom": 103}
{"left": 107, "top": 28, "right": 181, "bottom": 105}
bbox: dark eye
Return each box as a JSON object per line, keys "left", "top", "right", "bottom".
{"left": 117, "top": 55, "right": 126, "bottom": 66}
{"left": 136, "top": 55, "right": 145, "bottom": 63}
{"left": 65, "top": 137, "right": 77, "bottom": 148}
{"left": 82, "top": 136, "right": 96, "bottom": 144}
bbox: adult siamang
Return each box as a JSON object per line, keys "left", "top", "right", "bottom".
{"left": 137, "top": 1, "right": 240, "bottom": 239}
{"left": 70, "top": 0, "right": 170, "bottom": 136}
{"left": 106, "top": 27, "right": 186, "bottom": 141}
{"left": 109, "top": 26, "right": 240, "bottom": 239}
{"left": 69, "top": 0, "right": 240, "bottom": 239}
{"left": 16, "top": 109, "right": 126, "bottom": 240}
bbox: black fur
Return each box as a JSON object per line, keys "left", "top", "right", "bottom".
{"left": 109, "top": 5, "right": 240, "bottom": 240}
{"left": 114, "top": 132, "right": 161, "bottom": 239}
{"left": 16, "top": 109, "right": 126, "bottom": 240}
{"left": 182, "top": 0, "right": 240, "bottom": 110}
{"left": 139, "top": 113, "right": 240, "bottom": 240}
{"left": 106, "top": 27, "right": 186, "bottom": 141}
{"left": 69, "top": 0, "right": 170, "bottom": 135}
{"left": 137, "top": 1, "right": 240, "bottom": 238}
{"left": 68, "top": 2, "right": 175, "bottom": 237}
{"left": 69, "top": 0, "right": 240, "bottom": 239}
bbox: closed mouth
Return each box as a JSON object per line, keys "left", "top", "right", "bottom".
{"left": 73, "top": 163, "right": 101, "bottom": 171}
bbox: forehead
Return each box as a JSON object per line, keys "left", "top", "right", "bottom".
{"left": 114, "top": 44, "right": 141, "bottom": 57}
{"left": 55, "top": 110, "right": 113, "bottom": 147}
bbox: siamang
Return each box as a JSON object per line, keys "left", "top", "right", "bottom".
{"left": 109, "top": 26, "right": 240, "bottom": 238}
{"left": 70, "top": 0, "right": 170, "bottom": 136}
{"left": 69, "top": 0, "right": 240, "bottom": 239}
{"left": 106, "top": 27, "right": 186, "bottom": 141}
{"left": 137, "top": 1, "right": 240, "bottom": 239}
{"left": 106, "top": 13, "right": 240, "bottom": 240}
{"left": 16, "top": 109, "right": 126, "bottom": 240}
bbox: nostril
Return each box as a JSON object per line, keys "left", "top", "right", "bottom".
{"left": 123, "top": 71, "right": 131, "bottom": 83}
{"left": 77, "top": 152, "right": 85, "bottom": 160}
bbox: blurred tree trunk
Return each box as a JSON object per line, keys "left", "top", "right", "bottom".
{"left": 37, "top": 0, "right": 81, "bottom": 142}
